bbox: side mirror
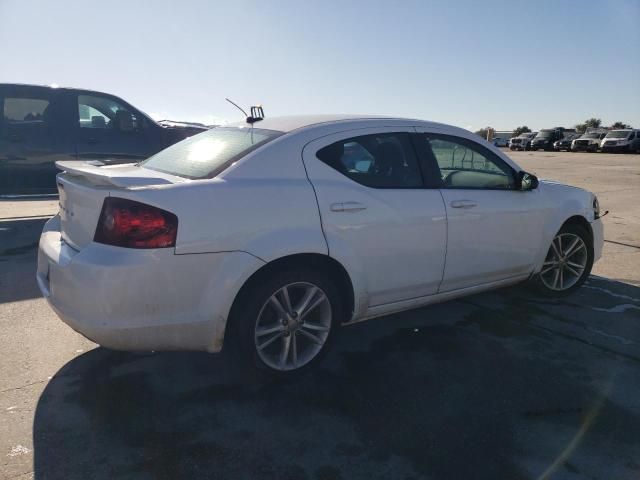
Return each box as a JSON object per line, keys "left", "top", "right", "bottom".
{"left": 519, "top": 171, "right": 539, "bottom": 191}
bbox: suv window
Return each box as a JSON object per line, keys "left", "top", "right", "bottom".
{"left": 425, "top": 135, "right": 515, "bottom": 189}
{"left": 78, "top": 94, "right": 141, "bottom": 131}
{"left": 3, "top": 97, "right": 50, "bottom": 126}
{"left": 316, "top": 133, "right": 422, "bottom": 188}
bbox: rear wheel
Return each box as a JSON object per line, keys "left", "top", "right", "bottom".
{"left": 533, "top": 224, "right": 593, "bottom": 297}
{"left": 230, "top": 269, "right": 341, "bottom": 376}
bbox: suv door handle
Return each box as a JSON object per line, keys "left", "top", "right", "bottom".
{"left": 450, "top": 200, "right": 477, "bottom": 209}
{"left": 330, "top": 201, "right": 367, "bottom": 212}
{"left": 87, "top": 138, "right": 100, "bottom": 145}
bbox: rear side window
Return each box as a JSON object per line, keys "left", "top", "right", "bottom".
{"left": 316, "top": 133, "right": 423, "bottom": 188}
{"left": 141, "top": 127, "right": 282, "bottom": 179}
{"left": 3, "top": 97, "right": 50, "bottom": 125}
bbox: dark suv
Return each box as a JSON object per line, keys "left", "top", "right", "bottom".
{"left": 530, "top": 128, "right": 565, "bottom": 151}
{"left": 0, "top": 84, "right": 208, "bottom": 196}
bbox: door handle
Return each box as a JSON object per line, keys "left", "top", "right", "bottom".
{"left": 87, "top": 138, "right": 100, "bottom": 145}
{"left": 450, "top": 200, "right": 477, "bottom": 209}
{"left": 330, "top": 201, "right": 367, "bottom": 212}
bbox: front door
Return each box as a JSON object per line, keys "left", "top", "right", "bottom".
{"left": 415, "top": 130, "right": 546, "bottom": 292}
{"left": 303, "top": 128, "right": 447, "bottom": 307}
{"left": 74, "top": 92, "right": 154, "bottom": 164}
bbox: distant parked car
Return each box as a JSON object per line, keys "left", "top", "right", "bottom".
{"left": 571, "top": 131, "right": 607, "bottom": 152}
{"left": 509, "top": 132, "right": 536, "bottom": 151}
{"left": 492, "top": 137, "right": 508, "bottom": 147}
{"left": 0, "top": 83, "right": 208, "bottom": 196}
{"left": 531, "top": 129, "right": 565, "bottom": 151}
{"left": 554, "top": 134, "right": 579, "bottom": 152}
{"left": 600, "top": 129, "right": 640, "bottom": 153}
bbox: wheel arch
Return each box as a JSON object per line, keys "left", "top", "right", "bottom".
{"left": 533, "top": 213, "right": 594, "bottom": 273}
{"left": 224, "top": 253, "right": 355, "bottom": 345}
{"left": 561, "top": 215, "right": 593, "bottom": 243}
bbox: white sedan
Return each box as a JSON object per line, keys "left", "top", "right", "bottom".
{"left": 38, "top": 115, "right": 604, "bottom": 375}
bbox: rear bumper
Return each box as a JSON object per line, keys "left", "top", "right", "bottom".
{"left": 37, "top": 216, "right": 263, "bottom": 352}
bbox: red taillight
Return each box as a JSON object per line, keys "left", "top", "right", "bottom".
{"left": 94, "top": 197, "right": 178, "bottom": 249}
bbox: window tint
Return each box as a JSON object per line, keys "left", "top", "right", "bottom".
{"left": 3, "top": 97, "right": 50, "bottom": 125}
{"left": 426, "top": 135, "right": 515, "bottom": 189}
{"left": 78, "top": 94, "right": 141, "bottom": 131}
{"left": 141, "top": 127, "right": 282, "bottom": 179}
{"left": 316, "top": 133, "right": 422, "bottom": 188}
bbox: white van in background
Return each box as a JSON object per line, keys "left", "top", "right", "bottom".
{"left": 600, "top": 129, "right": 640, "bottom": 153}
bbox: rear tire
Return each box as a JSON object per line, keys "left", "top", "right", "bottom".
{"left": 532, "top": 224, "right": 593, "bottom": 297}
{"left": 228, "top": 268, "right": 342, "bottom": 377}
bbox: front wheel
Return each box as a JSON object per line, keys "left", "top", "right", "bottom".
{"left": 533, "top": 224, "right": 593, "bottom": 297}
{"left": 229, "top": 269, "right": 341, "bottom": 376}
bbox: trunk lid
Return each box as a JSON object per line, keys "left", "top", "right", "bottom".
{"left": 56, "top": 161, "right": 184, "bottom": 250}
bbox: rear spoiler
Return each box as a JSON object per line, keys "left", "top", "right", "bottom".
{"left": 55, "top": 161, "right": 176, "bottom": 188}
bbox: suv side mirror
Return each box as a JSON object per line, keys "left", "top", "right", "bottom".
{"left": 519, "top": 171, "right": 539, "bottom": 191}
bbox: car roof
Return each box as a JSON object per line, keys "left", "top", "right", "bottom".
{"left": 227, "top": 114, "right": 459, "bottom": 134}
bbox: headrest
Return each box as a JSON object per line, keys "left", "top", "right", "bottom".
{"left": 91, "top": 116, "right": 106, "bottom": 128}
{"left": 374, "top": 142, "right": 404, "bottom": 172}
{"left": 114, "top": 110, "right": 134, "bottom": 131}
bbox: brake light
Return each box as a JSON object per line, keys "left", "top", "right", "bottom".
{"left": 94, "top": 197, "right": 178, "bottom": 248}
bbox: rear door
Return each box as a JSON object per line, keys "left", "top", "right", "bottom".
{"left": 302, "top": 128, "right": 447, "bottom": 307}
{"left": 74, "top": 92, "right": 156, "bottom": 164}
{"left": 0, "top": 85, "right": 72, "bottom": 195}
{"left": 415, "top": 129, "right": 546, "bottom": 292}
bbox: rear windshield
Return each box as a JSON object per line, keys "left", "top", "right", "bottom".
{"left": 141, "top": 127, "right": 283, "bottom": 179}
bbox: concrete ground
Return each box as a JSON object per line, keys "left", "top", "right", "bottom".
{"left": 0, "top": 151, "right": 639, "bottom": 480}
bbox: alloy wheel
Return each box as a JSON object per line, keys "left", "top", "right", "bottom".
{"left": 539, "top": 233, "right": 588, "bottom": 291}
{"left": 254, "top": 282, "right": 332, "bottom": 371}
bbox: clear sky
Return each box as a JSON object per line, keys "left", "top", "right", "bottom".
{"left": 1, "top": 0, "right": 639, "bottom": 131}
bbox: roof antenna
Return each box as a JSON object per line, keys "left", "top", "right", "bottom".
{"left": 225, "top": 98, "right": 265, "bottom": 125}
{"left": 225, "top": 98, "right": 248, "bottom": 118}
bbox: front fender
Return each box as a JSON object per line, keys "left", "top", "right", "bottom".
{"left": 532, "top": 181, "right": 594, "bottom": 272}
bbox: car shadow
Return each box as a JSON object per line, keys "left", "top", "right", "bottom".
{"left": 32, "top": 277, "right": 640, "bottom": 479}
{"left": 0, "top": 217, "right": 48, "bottom": 303}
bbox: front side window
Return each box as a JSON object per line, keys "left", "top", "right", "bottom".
{"left": 316, "top": 133, "right": 422, "bottom": 188}
{"left": 3, "top": 97, "right": 50, "bottom": 126}
{"left": 426, "top": 135, "right": 515, "bottom": 189}
{"left": 141, "top": 127, "right": 282, "bottom": 179}
{"left": 78, "top": 94, "right": 141, "bottom": 131}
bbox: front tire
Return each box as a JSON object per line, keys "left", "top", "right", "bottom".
{"left": 533, "top": 224, "right": 593, "bottom": 297}
{"left": 229, "top": 268, "right": 342, "bottom": 376}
